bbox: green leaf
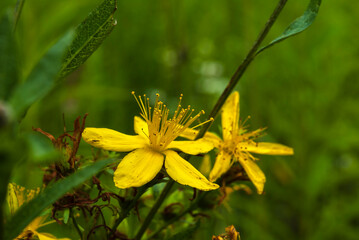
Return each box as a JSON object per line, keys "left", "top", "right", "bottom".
{"left": 58, "top": 0, "right": 117, "bottom": 79}
{"left": 9, "top": 31, "right": 73, "bottom": 119}
{"left": 4, "top": 158, "right": 114, "bottom": 240}
{"left": 256, "top": 0, "right": 321, "bottom": 55}
{"left": 0, "top": 12, "right": 18, "bottom": 100}
{"left": 63, "top": 208, "right": 70, "bottom": 224}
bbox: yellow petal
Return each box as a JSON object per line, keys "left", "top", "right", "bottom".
{"left": 240, "top": 142, "right": 294, "bottom": 155}
{"left": 134, "top": 116, "right": 149, "bottom": 138}
{"left": 221, "top": 91, "right": 240, "bottom": 141}
{"left": 28, "top": 216, "right": 46, "bottom": 232}
{"left": 167, "top": 138, "right": 214, "bottom": 155}
{"left": 83, "top": 128, "right": 148, "bottom": 152}
{"left": 114, "top": 148, "right": 164, "bottom": 188}
{"left": 180, "top": 128, "right": 222, "bottom": 147}
{"left": 199, "top": 154, "right": 212, "bottom": 176}
{"left": 237, "top": 157, "right": 266, "bottom": 194}
{"left": 36, "top": 232, "right": 70, "bottom": 240}
{"left": 164, "top": 150, "right": 219, "bottom": 191}
{"left": 209, "top": 150, "right": 233, "bottom": 182}
{"left": 7, "top": 183, "right": 19, "bottom": 215}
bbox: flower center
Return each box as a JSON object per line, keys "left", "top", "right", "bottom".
{"left": 222, "top": 124, "right": 266, "bottom": 161}
{"left": 132, "top": 92, "right": 211, "bottom": 151}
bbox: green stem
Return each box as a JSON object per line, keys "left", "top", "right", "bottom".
{"left": 134, "top": 180, "right": 175, "bottom": 240}
{"left": 13, "top": 0, "right": 25, "bottom": 31}
{"left": 148, "top": 192, "right": 208, "bottom": 239}
{"left": 138, "top": 1, "right": 289, "bottom": 237}
{"left": 70, "top": 208, "right": 83, "bottom": 240}
{"left": 196, "top": 0, "right": 288, "bottom": 140}
{"left": 115, "top": 1, "right": 288, "bottom": 239}
{"left": 109, "top": 185, "right": 149, "bottom": 237}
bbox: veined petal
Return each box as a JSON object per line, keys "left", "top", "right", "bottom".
{"left": 114, "top": 148, "right": 164, "bottom": 188}
{"left": 222, "top": 91, "right": 240, "bottom": 141}
{"left": 134, "top": 116, "right": 149, "bottom": 138}
{"left": 180, "top": 128, "right": 222, "bottom": 147}
{"left": 164, "top": 150, "right": 219, "bottom": 191}
{"left": 167, "top": 138, "right": 214, "bottom": 155}
{"left": 237, "top": 156, "right": 266, "bottom": 194}
{"left": 241, "top": 142, "right": 294, "bottom": 155}
{"left": 83, "top": 128, "right": 148, "bottom": 152}
{"left": 209, "top": 150, "right": 233, "bottom": 182}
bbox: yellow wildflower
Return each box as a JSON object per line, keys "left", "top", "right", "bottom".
{"left": 82, "top": 92, "right": 219, "bottom": 191}
{"left": 7, "top": 183, "right": 70, "bottom": 240}
{"left": 182, "top": 91, "right": 293, "bottom": 194}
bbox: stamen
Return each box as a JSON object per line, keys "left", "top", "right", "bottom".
{"left": 132, "top": 92, "right": 208, "bottom": 151}
{"left": 192, "top": 117, "right": 214, "bottom": 129}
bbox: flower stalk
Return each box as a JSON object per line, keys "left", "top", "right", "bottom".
{"left": 132, "top": 0, "right": 289, "bottom": 237}
{"left": 196, "top": 0, "right": 288, "bottom": 140}
{"left": 109, "top": 184, "right": 151, "bottom": 237}
{"left": 134, "top": 180, "right": 175, "bottom": 240}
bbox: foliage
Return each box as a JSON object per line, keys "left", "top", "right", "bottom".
{"left": 3, "top": 0, "right": 358, "bottom": 240}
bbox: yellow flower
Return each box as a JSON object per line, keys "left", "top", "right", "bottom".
{"left": 82, "top": 92, "right": 219, "bottom": 191}
{"left": 7, "top": 183, "right": 70, "bottom": 240}
{"left": 182, "top": 91, "right": 293, "bottom": 194}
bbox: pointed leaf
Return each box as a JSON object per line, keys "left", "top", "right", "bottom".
{"left": 9, "top": 31, "right": 73, "bottom": 119}
{"left": 4, "top": 158, "right": 114, "bottom": 240}
{"left": 0, "top": 12, "right": 18, "bottom": 100}
{"left": 58, "top": 0, "right": 117, "bottom": 79}
{"left": 256, "top": 0, "right": 321, "bottom": 55}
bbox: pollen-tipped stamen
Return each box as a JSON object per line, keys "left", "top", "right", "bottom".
{"left": 132, "top": 92, "right": 209, "bottom": 151}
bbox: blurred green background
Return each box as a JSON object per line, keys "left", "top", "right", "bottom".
{"left": 9, "top": 0, "right": 359, "bottom": 239}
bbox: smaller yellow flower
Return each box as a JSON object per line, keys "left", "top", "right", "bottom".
{"left": 83, "top": 92, "right": 219, "bottom": 191}
{"left": 182, "top": 91, "right": 293, "bottom": 194}
{"left": 7, "top": 183, "right": 70, "bottom": 240}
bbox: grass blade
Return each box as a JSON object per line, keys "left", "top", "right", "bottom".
{"left": 9, "top": 31, "right": 73, "bottom": 119}
{"left": 0, "top": 12, "right": 18, "bottom": 100}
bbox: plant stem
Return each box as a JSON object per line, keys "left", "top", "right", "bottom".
{"left": 139, "top": 1, "right": 289, "bottom": 237}
{"left": 70, "top": 208, "right": 83, "bottom": 240}
{"left": 148, "top": 191, "right": 208, "bottom": 239}
{"left": 109, "top": 185, "right": 149, "bottom": 237}
{"left": 134, "top": 180, "right": 175, "bottom": 240}
{"left": 196, "top": 0, "right": 288, "bottom": 140}
{"left": 118, "top": 1, "right": 288, "bottom": 238}
{"left": 13, "top": 0, "right": 26, "bottom": 31}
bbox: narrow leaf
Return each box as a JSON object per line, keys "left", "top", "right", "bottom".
{"left": 58, "top": 0, "right": 117, "bottom": 79}
{"left": 0, "top": 12, "right": 18, "bottom": 100}
{"left": 4, "top": 158, "right": 114, "bottom": 240}
{"left": 256, "top": 0, "right": 321, "bottom": 55}
{"left": 9, "top": 31, "right": 73, "bottom": 119}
